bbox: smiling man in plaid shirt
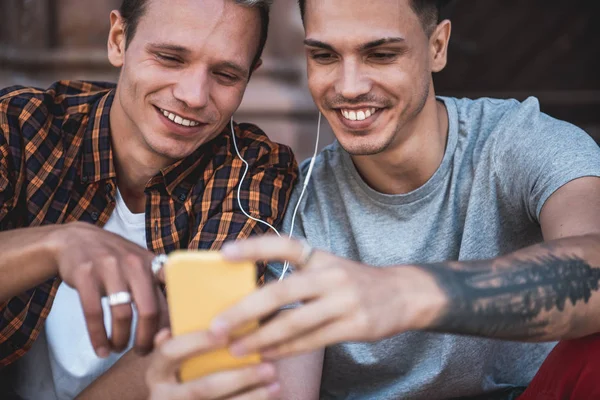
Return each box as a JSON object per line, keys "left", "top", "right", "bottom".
{"left": 0, "top": 0, "right": 297, "bottom": 398}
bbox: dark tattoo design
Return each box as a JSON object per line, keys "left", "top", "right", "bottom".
{"left": 426, "top": 255, "right": 600, "bottom": 340}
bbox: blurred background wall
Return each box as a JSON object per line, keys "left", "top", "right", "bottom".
{"left": 1, "top": 0, "right": 599, "bottom": 161}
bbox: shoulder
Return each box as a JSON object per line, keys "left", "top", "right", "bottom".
{"left": 0, "top": 80, "right": 114, "bottom": 133}
{"left": 443, "top": 96, "right": 523, "bottom": 139}
{"left": 232, "top": 121, "right": 297, "bottom": 169}
{"left": 485, "top": 96, "right": 594, "bottom": 152}
{"left": 450, "top": 96, "right": 586, "bottom": 139}
{"left": 446, "top": 96, "right": 595, "bottom": 158}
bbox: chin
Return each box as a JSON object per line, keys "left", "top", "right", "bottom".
{"left": 338, "top": 140, "right": 390, "bottom": 156}
{"left": 145, "top": 138, "right": 193, "bottom": 161}
{"left": 335, "top": 130, "right": 393, "bottom": 156}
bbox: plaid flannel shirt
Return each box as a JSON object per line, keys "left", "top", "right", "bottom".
{"left": 0, "top": 80, "right": 297, "bottom": 367}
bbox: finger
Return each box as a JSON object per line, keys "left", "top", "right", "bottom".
{"left": 221, "top": 237, "right": 316, "bottom": 269}
{"left": 228, "top": 297, "right": 344, "bottom": 357}
{"left": 148, "top": 330, "right": 224, "bottom": 380}
{"left": 125, "top": 254, "right": 160, "bottom": 355}
{"left": 210, "top": 271, "right": 323, "bottom": 338}
{"left": 261, "top": 319, "right": 358, "bottom": 360}
{"left": 175, "top": 363, "right": 277, "bottom": 400}
{"left": 155, "top": 285, "right": 170, "bottom": 330}
{"left": 154, "top": 328, "right": 172, "bottom": 347}
{"left": 76, "top": 276, "right": 110, "bottom": 357}
{"left": 100, "top": 257, "right": 133, "bottom": 352}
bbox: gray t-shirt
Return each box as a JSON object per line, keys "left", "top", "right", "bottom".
{"left": 266, "top": 96, "right": 600, "bottom": 399}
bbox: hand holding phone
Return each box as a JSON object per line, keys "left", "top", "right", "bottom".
{"left": 164, "top": 251, "right": 260, "bottom": 381}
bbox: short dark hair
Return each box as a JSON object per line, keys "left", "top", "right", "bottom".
{"left": 297, "top": 0, "right": 451, "bottom": 36}
{"left": 119, "top": 0, "right": 271, "bottom": 70}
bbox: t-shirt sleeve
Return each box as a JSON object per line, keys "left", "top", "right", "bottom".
{"left": 493, "top": 97, "right": 600, "bottom": 222}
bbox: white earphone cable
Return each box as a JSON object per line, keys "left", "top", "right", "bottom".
{"left": 230, "top": 118, "right": 282, "bottom": 237}
{"left": 229, "top": 114, "right": 321, "bottom": 281}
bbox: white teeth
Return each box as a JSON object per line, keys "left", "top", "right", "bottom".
{"left": 341, "top": 108, "right": 378, "bottom": 121}
{"left": 161, "top": 109, "right": 200, "bottom": 127}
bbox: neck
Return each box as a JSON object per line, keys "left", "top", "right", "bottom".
{"left": 109, "top": 90, "right": 170, "bottom": 213}
{"left": 351, "top": 88, "right": 449, "bottom": 195}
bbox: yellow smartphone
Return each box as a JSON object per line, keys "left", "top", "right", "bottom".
{"left": 164, "top": 250, "right": 260, "bottom": 381}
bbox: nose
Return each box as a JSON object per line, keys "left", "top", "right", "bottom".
{"left": 335, "top": 60, "right": 372, "bottom": 100}
{"left": 172, "top": 68, "right": 210, "bottom": 109}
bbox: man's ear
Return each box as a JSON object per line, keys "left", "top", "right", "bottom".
{"left": 107, "top": 10, "right": 127, "bottom": 68}
{"left": 429, "top": 19, "right": 451, "bottom": 73}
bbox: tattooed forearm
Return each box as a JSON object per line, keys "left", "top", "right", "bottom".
{"left": 424, "top": 254, "right": 600, "bottom": 341}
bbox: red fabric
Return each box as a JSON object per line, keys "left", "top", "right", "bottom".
{"left": 519, "top": 334, "right": 600, "bottom": 400}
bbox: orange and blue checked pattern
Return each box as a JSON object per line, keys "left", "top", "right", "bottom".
{"left": 0, "top": 80, "right": 297, "bottom": 367}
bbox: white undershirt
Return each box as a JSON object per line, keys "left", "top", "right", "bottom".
{"left": 14, "top": 190, "right": 146, "bottom": 400}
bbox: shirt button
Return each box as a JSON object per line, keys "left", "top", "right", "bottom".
{"left": 179, "top": 193, "right": 187, "bottom": 202}
{"left": 81, "top": 176, "right": 89, "bottom": 184}
{"left": 90, "top": 212, "right": 99, "bottom": 221}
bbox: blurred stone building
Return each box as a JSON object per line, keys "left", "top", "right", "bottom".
{"left": 1, "top": 0, "right": 599, "bottom": 161}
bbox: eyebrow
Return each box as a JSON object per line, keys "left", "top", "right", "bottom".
{"left": 304, "top": 37, "right": 406, "bottom": 52}
{"left": 147, "top": 42, "right": 191, "bottom": 55}
{"left": 217, "top": 61, "right": 250, "bottom": 78}
{"left": 147, "top": 43, "right": 249, "bottom": 77}
{"left": 359, "top": 37, "right": 405, "bottom": 51}
{"left": 304, "top": 39, "right": 335, "bottom": 52}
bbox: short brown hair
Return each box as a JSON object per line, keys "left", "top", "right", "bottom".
{"left": 119, "top": 0, "right": 272, "bottom": 69}
{"left": 297, "top": 0, "right": 451, "bottom": 36}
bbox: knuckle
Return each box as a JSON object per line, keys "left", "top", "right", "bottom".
{"left": 77, "top": 261, "right": 95, "bottom": 277}
{"left": 101, "top": 254, "right": 119, "bottom": 267}
{"left": 124, "top": 253, "right": 145, "bottom": 270}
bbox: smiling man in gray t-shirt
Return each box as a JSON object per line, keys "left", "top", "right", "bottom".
{"left": 261, "top": 95, "right": 600, "bottom": 399}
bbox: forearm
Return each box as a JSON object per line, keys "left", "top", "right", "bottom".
{"left": 76, "top": 350, "right": 151, "bottom": 400}
{"left": 0, "top": 225, "right": 61, "bottom": 302}
{"left": 420, "top": 234, "right": 600, "bottom": 341}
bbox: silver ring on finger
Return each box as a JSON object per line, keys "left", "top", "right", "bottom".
{"left": 107, "top": 291, "right": 132, "bottom": 307}
{"left": 151, "top": 254, "right": 168, "bottom": 276}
